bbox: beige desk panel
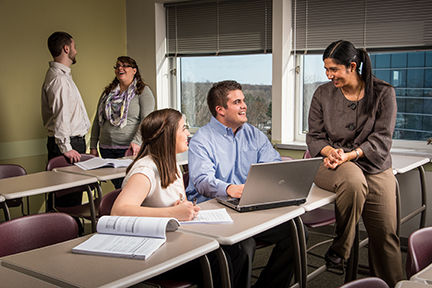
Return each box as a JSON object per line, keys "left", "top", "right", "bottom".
{"left": 395, "top": 280, "right": 432, "bottom": 288}
{"left": 0, "top": 264, "right": 59, "bottom": 288}
{"left": 410, "top": 263, "right": 432, "bottom": 285}
{"left": 1, "top": 232, "right": 218, "bottom": 288}
{"left": 180, "top": 199, "right": 304, "bottom": 245}
{"left": 54, "top": 166, "right": 126, "bottom": 182}
{"left": 0, "top": 171, "right": 98, "bottom": 200}
{"left": 301, "top": 184, "right": 335, "bottom": 212}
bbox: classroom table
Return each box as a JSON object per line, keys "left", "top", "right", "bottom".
{"left": 391, "top": 153, "right": 430, "bottom": 230}
{"left": 410, "top": 263, "right": 432, "bottom": 285}
{"left": 0, "top": 171, "right": 100, "bottom": 229}
{"left": 0, "top": 171, "right": 98, "bottom": 200}
{"left": 179, "top": 198, "right": 306, "bottom": 288}
{"left": 1, "top": 231, "right": 219, "bottom": 288}
{"left": 55, "top": 153, "right": 189, "bottom": 182}
{"left": 396, "top": 280, "right": 432, "bottom": 288}
{"left": 0, "top": 264, "right": 59, "bottom": 288}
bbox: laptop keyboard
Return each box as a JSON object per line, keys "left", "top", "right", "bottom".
{"left": 227, "top": 198, "right": 240, "bottom": 205}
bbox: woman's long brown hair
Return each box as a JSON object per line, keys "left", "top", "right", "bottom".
{"left": 126, "top": 108, "right": 182, "bottom": 188}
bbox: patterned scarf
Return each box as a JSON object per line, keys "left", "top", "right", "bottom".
{"left": 98, "top": 78, "right": 137, "bottom": 128}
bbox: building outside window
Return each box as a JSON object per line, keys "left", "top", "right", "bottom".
{"left": 300, "top": 51, "right": 432, "bottom": 142}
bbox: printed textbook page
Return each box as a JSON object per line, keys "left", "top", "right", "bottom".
{"left": 72, "top": 216, "right": 179, "bottom": 259}
{"left": 181, "top": 208, "right": 233, "bottom": 224}
{"left": 74, "top": 157, "right": 133, "bottom": 170}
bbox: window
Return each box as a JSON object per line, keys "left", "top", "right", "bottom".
{"left": 165, "top": 0, "right": 273, "bottom": 136}
{"left": 175, "top": 54, "right": 272, "bottom": 136}
{"left": 299, "top": 51, "right": 432, "bottom": 142}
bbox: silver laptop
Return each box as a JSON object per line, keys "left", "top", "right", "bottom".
{"left": 216, "top": 157, "right": 322, "bottom": 212}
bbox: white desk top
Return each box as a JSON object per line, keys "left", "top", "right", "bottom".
{"left": 391, "top": 154, "right": 430, "bottom": 174}
{"left": 1, "top": 231, "right": 218, "bottom": 288}
{"left": 179, "top": 199, "right": 305, "bottom": 245}
{"left": 0, "top": 264, "right": 59, "bottom": 288}
{"left": 395, "top": 280, "right": 432, "bottom": 288}
{"left": 0, "top": 171, "right": 98, "bottom": 200}
{"left": 301, "top": 184, "right": 336, "bottom": 212}
{"left": 410, "top": 263, "right": 432, "bottom": 285}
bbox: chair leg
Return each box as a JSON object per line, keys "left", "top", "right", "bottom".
{"left": 85, "top": 185, "right": 97, "bottom": 233}
{"left": 214, "top": 247, "right": 231, "bottom": 288}
{"left": 1, "top": 202, "right": 10, "bottom": 221}
{"left": 199, "top": 254, "right": 214, "bottom": 288}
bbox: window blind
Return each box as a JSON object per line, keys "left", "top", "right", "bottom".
{"left": 166, "top": 0, "right": 272, "bottom": 57}
{"left": 293, "top": 0, "right": 432, "bottom": 53}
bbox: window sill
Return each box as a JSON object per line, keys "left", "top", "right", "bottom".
{"left": 275, "top": 142, "right": 307, "bottom": 151}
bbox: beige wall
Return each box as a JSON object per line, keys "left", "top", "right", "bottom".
{"left": 0, "top": 0, "right": 127, "bottom": 173}
{"left": 0, "top": 0, "right": 127, "bottom": 219}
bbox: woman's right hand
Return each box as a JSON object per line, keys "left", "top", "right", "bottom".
{"left": 172, "top": 200, "right": 200, "bottom": 221}
{"left": 90, "top": 148, "right": 99, "bottom": 157}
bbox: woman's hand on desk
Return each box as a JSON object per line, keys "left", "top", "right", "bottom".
{"left": 172, "top": 200, "right": 200, "bottom": 221}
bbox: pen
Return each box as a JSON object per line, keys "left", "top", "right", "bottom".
{"left": 193, "top": 197, "right": 197, "bottom": 206}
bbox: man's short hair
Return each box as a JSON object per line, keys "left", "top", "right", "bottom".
{"left": 207, "top": 80, "right": 242, "bottom": 117}
{"left": 47, "top": 31, "right": 73, "bottom": 58}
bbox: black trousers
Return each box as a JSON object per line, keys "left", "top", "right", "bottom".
{"left": 46, "top": 136, "right": 86, "bottom": 207}
{"left": 252, "top": 221, "right": 300, "bottom": 288}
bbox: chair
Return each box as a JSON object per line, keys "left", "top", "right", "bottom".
{"left": 339, "top": 277, "right": 389, "bottom": 288}
{"left": 0, "top": 164, "right": 27, "bottom": 220}
{"left": 46, "top": 154, "right": 102, "bottom": 233}
{"left": 0, "top": 212, "right": 78, "bottom": 257}
{"left": 406, "top": 226, "right": 432, "bottom": 278}
{"left": 98, "top": 188, "right": 121, "bottom": 216}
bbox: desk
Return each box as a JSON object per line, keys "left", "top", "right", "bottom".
{"left": 179, "top": 199, "right": 305, "bottom": 288}
{"left": 396, "top": 280, "right": 432, "bottom": 288}
{"left": 0, "top": 264, "right": 59, "bottom": 287}
{"left": 0, "top": 171, "right": 98, "bottom": 200}
{"left": 0, "top": 171, "right": 100, "bottom": 229}
{"left": 1, "top": 231, "right": 218, "bottom": 288}
{"left": 391, "top": 154, "right": 430, "bottom": 230}
{"left": 410, "top": 263, "right": 432, "bottom": 285}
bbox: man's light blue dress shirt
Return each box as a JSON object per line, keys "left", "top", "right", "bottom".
{"left": 186, "top": 117, "right": 281, "bottom": 203}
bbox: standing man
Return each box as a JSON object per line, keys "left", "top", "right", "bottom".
{"left": 42, "top": 31, "right": 90, "bottom": 163}
{"left": 41, "top": 31, "right": 90, "bottom": 208}
{"left": 186, "top": 80, "right": 297, "bottom": 288}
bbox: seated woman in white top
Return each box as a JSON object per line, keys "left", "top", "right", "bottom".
{"left": 111, "top": 108, "right": 199, "bottom": 221}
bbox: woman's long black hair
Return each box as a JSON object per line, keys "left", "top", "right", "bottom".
{"left": 323, "top": 40, "right": 380, "bottom": 116}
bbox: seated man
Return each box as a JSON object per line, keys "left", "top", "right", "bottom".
{"left": 186, "top": 80, "right": 298, "bottom": 288}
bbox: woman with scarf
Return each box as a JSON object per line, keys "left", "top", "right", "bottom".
{"left": 90, "top": 56, "right": 155, "bottom": 188}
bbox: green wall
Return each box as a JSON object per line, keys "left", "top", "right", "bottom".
{"left": 0, "top": 0, "right": 126, "bottom": 219}
{"left": 0, "top": 0, "right": 127, "bottom": 172}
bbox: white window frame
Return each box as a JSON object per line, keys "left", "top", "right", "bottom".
{"left": 155, "top": 0, "right": 432, "bottom": 153}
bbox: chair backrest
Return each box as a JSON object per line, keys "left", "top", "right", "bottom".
{"left": 98, "top": 189, "right": 122, "bottom": 216}
{"left": 339, "top": 277, "right": 389, "bottom": 288}
{"left": 0, "top": 164, "right": 26, "bottom": 179}
{"left": 46, "top": 154, "right": 95, "bottom": 171}
{"left": 0, "top": 213, "right": 78, "bottom": 257}
{"left": 406, "top": 226, "right": 432, "bottom": 278}
{"left": 303, "top": 150, "right": 312, "bottom": 159}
